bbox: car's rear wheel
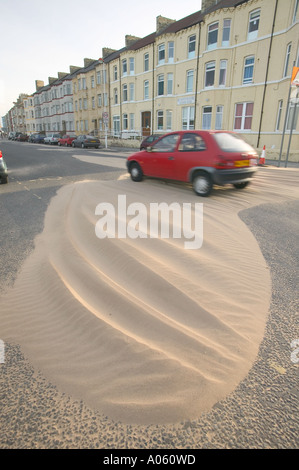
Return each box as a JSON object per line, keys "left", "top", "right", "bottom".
{"left": 233, "top": 182, "right": 249, "bottom": 189}
{"left": 81, "top": 143, "right": 85, "bottom": 148}
{"left": 192, "top": 171, "right": 213, "bottom": 197}
{"left": 1, "top": 175, "right": 8, "bottom": 184}
{"left": 72, "top": 142, "right": 75, "bottom": 147}
{"left": 130, "top": 162, "right": 143, "bottom": 182}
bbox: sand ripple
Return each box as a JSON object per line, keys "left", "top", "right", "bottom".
{"left": 0, "top": 178, "right": 271, "bottom": 424}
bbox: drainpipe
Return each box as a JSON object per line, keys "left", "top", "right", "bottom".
{"left": 152, "top": 41, "right": 155, "bottom": 133}
{"left": 257, "top": 0, "right": 278, "bottom": 148}
{"left": 194, "top": 21, "right": 201, "bottom": 129}
{"left": 119, "top": 56, "right": 122, "bottom": 136}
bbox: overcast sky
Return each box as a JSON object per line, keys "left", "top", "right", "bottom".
{"left": 0, "top": 0, "right": 202, "bottom": 120}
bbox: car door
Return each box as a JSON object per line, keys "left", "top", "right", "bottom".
{"left": 144, "top": 133, "right": 180, "bottom": 179}
{"left": 174, "top": 132, "right": 209, "bottom": 181}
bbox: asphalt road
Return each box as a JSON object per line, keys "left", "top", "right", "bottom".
{"left": 0, "top": 140, "right": 298, "bottom": 450}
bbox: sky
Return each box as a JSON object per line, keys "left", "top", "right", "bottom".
{"left": 0, "top": 0, "right": 202, "bottom": 120}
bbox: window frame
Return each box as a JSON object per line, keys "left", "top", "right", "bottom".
{"left": 243, "top": 56, "right": 255, "bottom": 84}
{"left": 207, "top": 22, "right": 218, "bottom": 50}
{"left": 248, "top": 9, "right": 260, "bottom": 41}
{"left": 188, "top": 35, "right": 196, "bottom": 58}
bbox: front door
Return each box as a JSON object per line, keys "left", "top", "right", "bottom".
{"left": 142, "top": 112, "right": 151, "bottom": 136}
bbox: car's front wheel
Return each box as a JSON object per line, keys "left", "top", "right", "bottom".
{"left": 130, "top": 162, "right": 143, "bottom": 182}
{"left": 192, "top": 171, "right": 213, "bottom": 197}
{"left": 72, "top": 142, "right": 75, "bottom": 147}
{"left": 0, "top": 175, "right": 8, "bottom": 184}
{"left": 81, "top": 143, "right": 85, "bottom": 149}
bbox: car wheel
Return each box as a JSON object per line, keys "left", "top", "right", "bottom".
{"left": 130, "top": 162, "right": 143, "bottom": 182}
{"left": 233, "top": 182, "right": 249, "bottom": 189}
{"left": 81, "top": 143, "right": 85, "bottom": 148}
{"left": 58, "top": 142, "right": 61, "bottom": 146}
{"left": 65, "top": 142, "right": 68, "bottom": 147}
{"left": 192, "top": 171, "right": 213, "bottom": 197}
{"left": 1, "top": 175, "right": 8, "bottom": 184}
{"left": 72, "top": 142, "right": 75, "bottom": 147}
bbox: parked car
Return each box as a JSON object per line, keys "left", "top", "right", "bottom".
{"left": 11, "top": 132, "right": 22, "bottom": 141}
{"left": 44, "top": 133, "right": 61, "bottom": 145}
{"left": 0, "top": 150, "right": 8, "bottom": 184}
{"left": 140, "top": 134, "right": 162, "bottom": 150}
{"left": 16, "top": 133, "right": 29, "bottom": 142}
{"left": 29, "top": 133, "right": 45, "bottom": 144}
{"left": 127, "top": 130, "right": 258, "bottom": 197}
{"left": 71, "top": 135, "right": 100, "bottom": 149}
{"left": 58, "top": 134, "right": 77, "bottom": 147}
{"left": 8, "top": 132, "right": 16, "bottom": 140}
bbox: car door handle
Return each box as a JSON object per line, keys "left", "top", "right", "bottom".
{"left": 168, "top": 156, "right": 174, "bottom": 160}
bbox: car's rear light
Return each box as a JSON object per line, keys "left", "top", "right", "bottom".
{"left": 216, "top": 156, "right": 234, "bottom": 168}
{"left": 0, "top": 151, "right": 2, "bottom": 158}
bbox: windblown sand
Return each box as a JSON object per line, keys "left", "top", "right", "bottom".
{"left": 1, "top": 171, "right": 297, "bottom": 425}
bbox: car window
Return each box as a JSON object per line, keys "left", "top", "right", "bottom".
{"left": 179, "top": 133, "right": 207, "bottom": 151}
{"left": 152, "top": 134, "right": 180, "bottom": 152}
{"left": 213, "top": 132, "right": 253, "bottom": 152}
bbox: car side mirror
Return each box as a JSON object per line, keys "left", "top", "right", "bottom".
{"left": 146, "top": 146, "right": 153, "bottom": 152}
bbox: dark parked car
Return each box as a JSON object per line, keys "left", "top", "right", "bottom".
{"left": 140, "top": 134, "right": 162, "bottom": 150}
{"left": 58, "top": 134, "right": 77, "bottom": 146}
{"left": 16, "top": 133, "right": 29, "bottom": 142}
{"left": 127, "top": 130, "right": 258, "bottom": 197}
{"left": 0, "top": 150, "right": 8, "bottom": 184}
{"left": 29, "top": 133, "right": 45, "bottom": 144}
{"left": 71, "top": 135, "right": 100, "bottom": 149}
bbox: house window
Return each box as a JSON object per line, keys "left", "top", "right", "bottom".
{"left": 129, "top": 83, "right": 135, "bottom": 101}
{"left": 186, "top": 70, "right": 194, "bottom": 92}
{"left": 276, "top": 100, "right": 283, "bottom": 131}
{"left": 82, "top": 78, "right": 86, "bottom": 90}
{"left": 103, "top": 93, "right": 108, "bottom": 107}
{"left": 208, "top": 23, "right": 218, "bottom": 50}
{"left": 219, "top": 60, "right": 227, "bottom": 86}
{"left": 122, "top": 59, "right": 127, "bottom": 76}
{"left": 215, "top": 105, "right": 224, "bottom": 130}
{"left": 98, "top": 94, "right": 102, "bottom": 107}
{"left": 130, "top": 113, "right": 135, "bottom": 130}
{"left": 158, "top": 44, "right": 165, "bottom": 64}
{"left": 286, "top": 102, "right": 299, "bottom": 130}
{"left": 205, "top": 61, "right": 215, "bottom": 87}
{"left": 144, "top": 80, "right": 149, "bottom": 100}
{"left": 182, "top": 106, "right": 195, "bottom": 130}
{"left": 144, "top": 53, "right": 149, "bottom": 71}
{"left": 91, "top": 76, "right": 95, "bottom": 88}
{"left": 248, "top": 9, "right": 260, "bottom": 41}
{"left": 78, "top": 78, "right": 81, "bottom": 91}
{"left": 114, "top": 66, "right": 118, "bottom": 80}
{"left": 243, "top": 56, "right": 255, "bottom": 84}
{"left": 114, "top": 88, "right": 118, "bottom": 105}
{"left": 167, "top": 73, "right": 173, "bottom": 95}
{"left": 168, "top": 42, "right": 174, "bottom": 62}
{"left": 222, "top": 19, "right": 231, "bottom": 47}
{"left": 188, "top": 35, "right": 196, "bottom": 58}
{"left": 129, "top": 58, "right": 135, "bottom": 75}
{"left": 97, "top": 71, "right": 101, "bottom": 84}
{"left": 79, "top": 98, "right": 82, "bottom": 110}
{"left": 202, "top": 106, "right": 212, "bottom": 129}
{"left": 123, "top": 113, "right": 128, "bottom": 130}
{"left": 283, "top": 43, "right": 292, "bottom": 77}
{"left": 92, "top": 97, "right": 95, "bottom": 109}
{"left": 234, "top": 102, "right": 254, "bottom": 130}
{"left": 123, "top": 84, "right": 128, "bottom": 101}
{"left": 157, "top": 110, "right": 164, "bottom": 130}
{"left": 158, "top": 74, "right": 164, "bottom": 95}
{"left": 166, "top": 110, "right": 172, "bottom": 130}
{"left": 113, "top": 115, "right": 120, "bottom": 135}
{"left": 83, "top": 98, "right": 87, "bottom": 110}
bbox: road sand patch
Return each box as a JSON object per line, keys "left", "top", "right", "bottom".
{"left": 0, "top": 170, "right": 298, "bottom": 425}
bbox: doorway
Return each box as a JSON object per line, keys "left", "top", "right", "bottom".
{"left": 142, "top": 111, "right": 151, "bottom": 136}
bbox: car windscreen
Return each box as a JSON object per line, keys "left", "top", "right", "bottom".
{"left": 213, "top": 133, "right": 254, "bottom": 152}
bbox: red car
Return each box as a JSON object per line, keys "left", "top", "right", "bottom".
{"left": 58, "top": 134, "right": 77, "bottom": 147}
{"left": 127, "top": 130, "right": 258, "bottom": 196}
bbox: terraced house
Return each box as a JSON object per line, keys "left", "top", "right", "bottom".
{"left": 100, "top": 0, "right": 298, "bottom": 152}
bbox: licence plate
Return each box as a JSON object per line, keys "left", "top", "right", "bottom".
{"left": 235, "top": 160, "right": 249, "bottom": 167}
{"left": 91, "top": 140, "right": 96, "bottom": 143}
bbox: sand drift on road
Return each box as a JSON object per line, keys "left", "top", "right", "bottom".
{"left": 0, "top": 171, "right": 297, "bottom": 425}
